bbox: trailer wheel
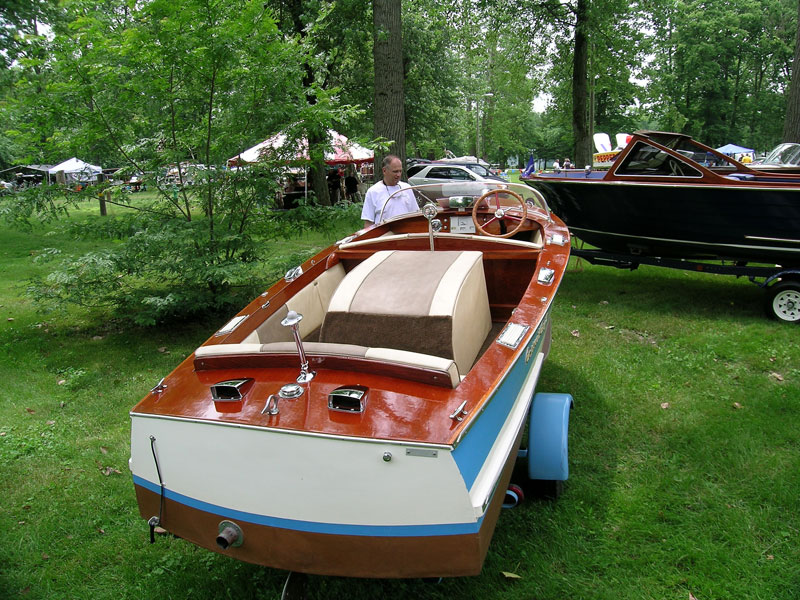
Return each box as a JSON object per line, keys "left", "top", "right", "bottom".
{"left": 526, "top": 479, "right": 564, "bottom": 500}
{"left": 765, "top": 281, "right": 800, "bottom": 323}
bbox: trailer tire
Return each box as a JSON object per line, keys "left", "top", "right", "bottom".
{"left": 765, "top": 281, "right": 800, "bottom": 323}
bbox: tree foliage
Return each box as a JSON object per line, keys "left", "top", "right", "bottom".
{"left": 5, "top": 0, "right": 360, "bottom": 325}
{"left": 645, "top": 0, "right": 796, "bottom": 148}
{"left": 1, "top": 0, "right": 799, "bottom": 324}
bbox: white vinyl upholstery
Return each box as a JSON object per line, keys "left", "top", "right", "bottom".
{"left": 320, "top": 250, "right": 491, "bottom": 374}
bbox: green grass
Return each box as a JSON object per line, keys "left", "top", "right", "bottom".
{"left": 1, "top": 214, "right": 798, "bottom": 599}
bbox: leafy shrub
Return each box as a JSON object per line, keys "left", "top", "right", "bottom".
{"left": 25, "top": 199, "right": 361, "bottom": 326}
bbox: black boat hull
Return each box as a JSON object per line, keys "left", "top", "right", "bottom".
{"left": 529, "top": 178, "right": 800, "bottom": 266}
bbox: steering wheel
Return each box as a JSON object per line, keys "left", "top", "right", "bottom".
{"left": 471, "top": 189, "right": 528, "bottom": 238}
{"left": 669, "top": 159, "right": 686, "bottom": 176}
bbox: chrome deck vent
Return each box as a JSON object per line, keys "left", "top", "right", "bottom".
{"left": 210, "top": 378, "right": 253, "bottom": 402}
{"left": 328, "top": 386, "right": 368, "bottom": 413}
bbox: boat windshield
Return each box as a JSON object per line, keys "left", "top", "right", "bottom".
{"left": 377, "top": 181, "right": 550, "bottom": 224}
{"left": 760, "top": 143, "right": 800, "bottom": 166}
{"left": 613, "top": 140, "right": 704, "bottom": 178}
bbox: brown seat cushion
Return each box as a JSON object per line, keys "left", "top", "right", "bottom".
{"left": 320, "top": 250, "right": 491, "bottom": 374}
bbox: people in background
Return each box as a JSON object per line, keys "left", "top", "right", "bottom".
{"left": 327, "top": 167, "right": 342, "bottom": 204}
{"left": 361, "top": 155, "right": 417, "bottom": 227}
{"left": 344, "top": 164, "right": 361, "bottom": 202}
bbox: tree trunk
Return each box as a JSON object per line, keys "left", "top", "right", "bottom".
{"left": 372, "top": 0, "right": 406, "bottom": 180}
{"left": 572, "top": 0, "right": 591, "bottom": 168}
{"left": 307, "top": 128, "right": 331, "bottom": 206}
{"left": 783, "top": 0, "right": 800, "bottom": 142}
{"left": 284, "top": 0, "right": 331, "bottom": 204}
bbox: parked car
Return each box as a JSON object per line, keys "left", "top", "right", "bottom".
{"left": 407, "top": 163, "right": 505, "bottom": 185}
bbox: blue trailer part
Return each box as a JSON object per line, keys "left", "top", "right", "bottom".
{"left": 527, "top": 392, "right": 573, "bottom": 481}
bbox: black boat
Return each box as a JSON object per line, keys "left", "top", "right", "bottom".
{"left": 523, "top": 131, "right": 800, "bottom": 322}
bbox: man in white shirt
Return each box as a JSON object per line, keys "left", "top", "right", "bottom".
{"left": 361, "top": 155, "right": 418, "bottom": 227}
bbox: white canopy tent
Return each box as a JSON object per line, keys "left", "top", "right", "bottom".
{"left": 228, "top": 130, "right": 373, "bottom": 167}
{"left": 229, "top": 130, "right": 373, "bottom": 204}
{"left": 48, "top": 158, "right": 102, "bottom": 184}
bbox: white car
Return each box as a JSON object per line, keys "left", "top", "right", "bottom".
{"left": 407, "top": 163, "right": 505, "bottom": 185}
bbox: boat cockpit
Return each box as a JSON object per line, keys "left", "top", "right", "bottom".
{"left": 192, "top": 182, "right": 563, "bottom": 393}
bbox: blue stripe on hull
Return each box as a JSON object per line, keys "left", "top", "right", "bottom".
{"left": 452, "top": 321, "right": 546, "bottom": 489}
{"left": 132, "top": 320, "right": 547, "bottom": 540}
{"left": 133, "top": 475, "right": 483, "bottom": 538}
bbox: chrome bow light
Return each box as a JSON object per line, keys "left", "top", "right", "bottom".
{"left": 422, "top": 202, "right": 439, "bottom": 251}
{"left": 281, "top": 310, "right": 315, "bottom": 384}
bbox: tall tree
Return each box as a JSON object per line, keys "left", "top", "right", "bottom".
{"left": 372, "top": 0, "right": 407, "bottom": 177}
{"left": 571, "top": 0, "right": 591, "bottom": 167}
{"left": 784, "top": 0, "right": 800, "bottom": 141}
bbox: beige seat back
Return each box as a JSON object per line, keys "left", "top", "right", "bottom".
{"left": 320, "top": 250, "right": 491, "bottom": 374}
{"left": 243, "top": 263, "right": 345, "bottom": 343}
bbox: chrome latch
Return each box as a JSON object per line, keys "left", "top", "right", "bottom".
{"left": 284, "top": 265, "right": 303, "bottom": 282}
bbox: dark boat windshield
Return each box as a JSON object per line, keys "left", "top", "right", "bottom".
{"left": 759, "top": 143, "right": 800, "bottom": 166}
{"left": 613, "top": 139, "right": 704, "bottom": 178}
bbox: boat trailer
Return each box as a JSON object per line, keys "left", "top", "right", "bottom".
{"left": 571, "top": 248, "right": 800, "bottom": 323}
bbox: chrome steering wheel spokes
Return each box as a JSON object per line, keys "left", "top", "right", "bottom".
{"left": 472, "top": 189, "right": 528, "bottom": 238}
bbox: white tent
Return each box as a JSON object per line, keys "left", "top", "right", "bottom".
{"left": 48, "top": 157, "right": 102, "bottom": 184}
{"left": 229, "top": 130, "right": 373, "bottom": 167}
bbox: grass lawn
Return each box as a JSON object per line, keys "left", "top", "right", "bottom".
{"left": 0, "top": 206, "right": 798, "bottom": 599}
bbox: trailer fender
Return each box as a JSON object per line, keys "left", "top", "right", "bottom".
{"left": 764, "top": 269, "right": 800, "bottom": 288}
{"left": 527, "top": 393, "right": 573, "bottom": 481}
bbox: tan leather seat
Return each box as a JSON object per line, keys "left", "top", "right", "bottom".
{"left": 320, "top": 250, "right": 491, "bottom": 374}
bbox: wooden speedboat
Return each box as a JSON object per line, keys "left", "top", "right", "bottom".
{"left": 523, "top": 131, "right": 800, "bottom": 267}
{"left": 129, "top": 181, "right": 572, "bottom": 578}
